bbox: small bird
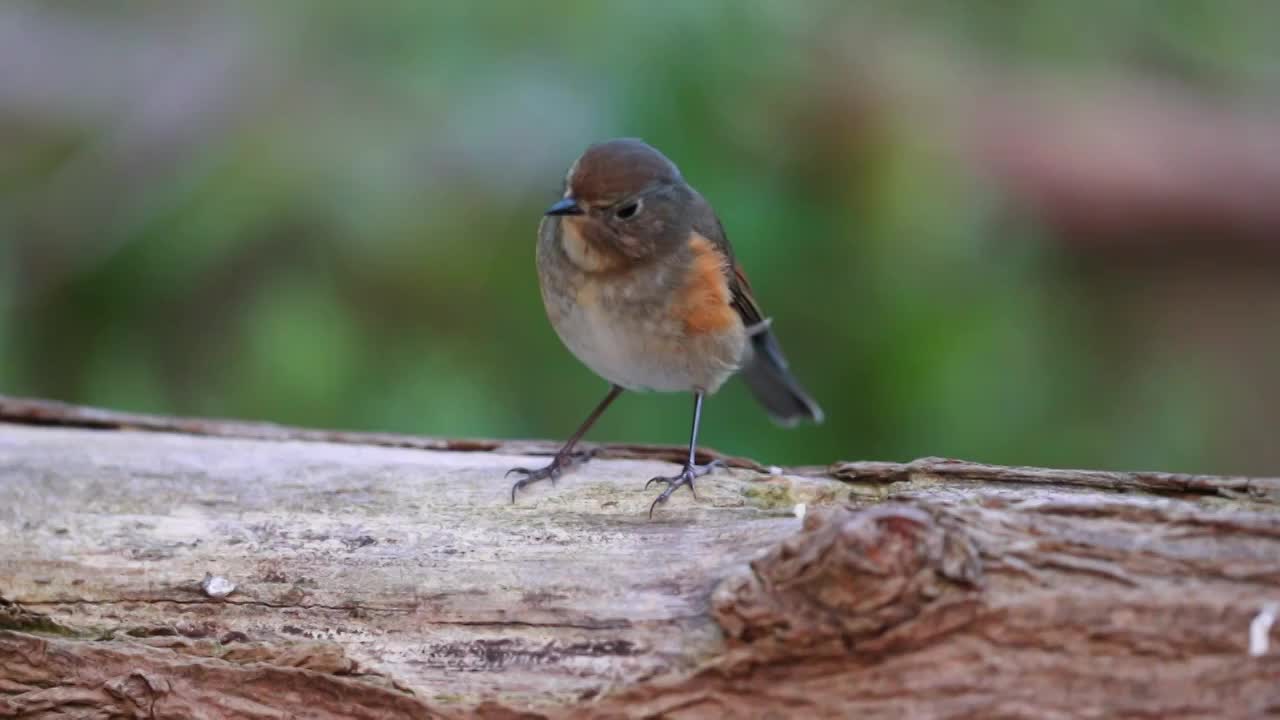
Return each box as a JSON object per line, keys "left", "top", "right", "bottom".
{"left": 508, "top": 139, "right": 823, "bottom": 515}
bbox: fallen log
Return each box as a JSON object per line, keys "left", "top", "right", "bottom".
{"left": 1, "top": 396, "right": 1278, "bottom": 718}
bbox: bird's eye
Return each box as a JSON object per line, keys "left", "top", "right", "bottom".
{"left": 615, "top": 200, "right": 641, "bottom": 220}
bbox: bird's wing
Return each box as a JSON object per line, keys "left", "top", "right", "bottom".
{"left": 691, "top": 204, "right": 768, "bottom": 334}
{"left": 690, "top": 197, "right": 821, "bottom": 424}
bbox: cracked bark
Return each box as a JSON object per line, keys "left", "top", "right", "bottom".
{"left": 1, "top": 395, "right": 1279, "bottom": 719}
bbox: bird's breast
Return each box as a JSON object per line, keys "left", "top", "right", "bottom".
{"left": 536, "top": 236, "right": 745, "bottom": 393}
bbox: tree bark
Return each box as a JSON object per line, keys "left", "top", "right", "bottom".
{"left": 1, "top": 396, "right": 1278, "bottom": 719}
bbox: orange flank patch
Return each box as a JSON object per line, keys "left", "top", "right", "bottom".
{"left": 678, "top": 234, "right": 737, "bottom": 335}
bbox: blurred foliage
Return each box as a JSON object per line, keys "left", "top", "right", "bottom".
{"left": 2, "top": 1, "right": 1278, "bottom": 472}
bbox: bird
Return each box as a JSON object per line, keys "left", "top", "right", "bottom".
{"left": 507, "top": 138, "right": 823, "bottom": 516}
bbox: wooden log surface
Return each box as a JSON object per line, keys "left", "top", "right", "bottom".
{"left": 2, "top": 396, "right": 1279, "bottom": 719}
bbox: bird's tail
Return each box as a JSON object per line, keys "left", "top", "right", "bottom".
{"left": 740, "top": 323, "right": 824, "bottom": 427}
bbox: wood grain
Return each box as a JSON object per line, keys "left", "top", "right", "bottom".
{"left": 2, "top": 396, "right": 1278, "bottom": 718}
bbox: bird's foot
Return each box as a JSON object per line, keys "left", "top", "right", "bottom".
{"left": 645, "top": 460, "right": 725, "bottom": 517}
{"left": 507, "top": 448, "right": 598, "bottom": 503}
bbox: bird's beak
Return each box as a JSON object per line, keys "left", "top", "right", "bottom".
{"left": 545, "top": 197, "right": 584, "bottom": 216}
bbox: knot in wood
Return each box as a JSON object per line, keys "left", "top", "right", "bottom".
{"left": 104, "top": 670, "right": 170, "bottom": 714}
{"left": 712, "top": 503, "right": 983, "bottom": 654}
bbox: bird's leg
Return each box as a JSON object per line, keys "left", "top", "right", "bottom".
{"left": 508, "top": 385, "right": 623, "bottom": 502}
{"left": 646, "top": 392, "right": 723, "bottom": 517}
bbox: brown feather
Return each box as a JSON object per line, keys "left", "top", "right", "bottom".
{"left": 568, "top": 138, "right": 681, "bottom": 207}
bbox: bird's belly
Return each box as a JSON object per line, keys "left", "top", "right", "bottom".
{"left": 546, "top": 283, "right": 745, "bottom": 393}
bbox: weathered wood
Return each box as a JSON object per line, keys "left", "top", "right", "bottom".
{"left": 2, "top": 396, "right": 1279, "bottom": 718}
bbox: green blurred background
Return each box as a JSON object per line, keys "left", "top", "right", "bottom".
{"left": 4, "top": 1, "right": 1280, "bottom": 473}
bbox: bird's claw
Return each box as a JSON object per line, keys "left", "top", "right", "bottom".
{"left": 508, "top": 449, "right": 598, "bottom": 503}
{"left": 505, "top": 465, "right": 555, "bottom": 480}
{"left": 647, "top": 460, "right": 725, "bottom": 517}
{"left": 509, "top": 466, "right": 556, "bottom": 503}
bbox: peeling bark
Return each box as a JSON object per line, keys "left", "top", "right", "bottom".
{"left": 1, "top": 396, "right": 1278, "bottom": 719}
